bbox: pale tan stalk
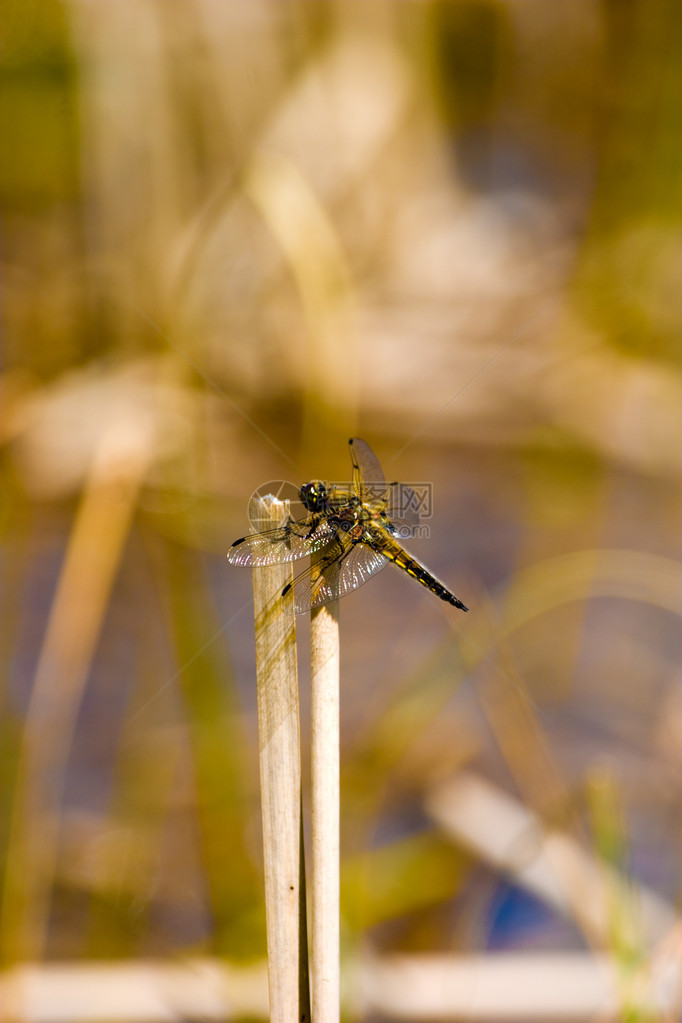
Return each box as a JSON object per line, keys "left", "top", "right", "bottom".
{"left": 252, "top": 497, "right": 310, "bottom": 1023}
{"left": 310, "top": 576, "right": 340, "bottom": 1023}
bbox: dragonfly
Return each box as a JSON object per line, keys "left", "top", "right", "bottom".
{"left": 227, "top": 438, "right": 468, "bottom": 615}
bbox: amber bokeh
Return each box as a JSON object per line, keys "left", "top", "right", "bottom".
{"left": 1, "top": 2, "right": 680, "bottom": 1018}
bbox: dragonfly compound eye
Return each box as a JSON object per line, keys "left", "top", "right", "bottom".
{"left": 227, "top": 438, "right": 467, "bottom": 614}
{"left": 300, "top": 480, "right": 327, "bottom": 512}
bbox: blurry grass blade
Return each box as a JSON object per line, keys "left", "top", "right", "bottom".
{"left": 446, "top": 549, "right": 681, "bottom": 709}
{"left": 0, "top": 958, "right": 270, "bottom": 1021}
{"left": 1, "top": 425, "right": 151, "bottom": 962}
{"left": 160, "top": 541, "right": 262, "bottom": 960}
{"left": 246, "top": 151, "right": 356, "bottom": 445}
{"left": 0, "top": 951, "right": 677, "bottom": 1020}
{"left": 587, "top": 769, "right": 645, "bottom": 970}
{"left": 427, "top": 771, "right": 675, "bottom": 949}
{"left": 501, "top": 549, "right": 682, "bottom": 631}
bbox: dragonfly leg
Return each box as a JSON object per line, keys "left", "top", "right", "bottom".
{"left": 304, "top": 515, "right": 321, "bottom": 539}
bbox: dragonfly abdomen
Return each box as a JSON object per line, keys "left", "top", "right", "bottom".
{"left": 378, "top": 539, "right": 468, "bottom": 611}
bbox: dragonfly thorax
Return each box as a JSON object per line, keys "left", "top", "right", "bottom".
{"left": 227, "top": 438, "right": 468, "bottom": 613}
{"left": 299, "top": 480, "right": 327, "bottom": 513}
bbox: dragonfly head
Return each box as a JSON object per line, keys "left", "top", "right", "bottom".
{"left": 300, "top": 480, "right": 327, "bottom": 512}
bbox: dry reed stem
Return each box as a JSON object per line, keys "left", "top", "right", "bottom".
{"left": 251, "top": 497, "right": 309, "bottom": 1023}
{"left": 310, "top": 581, "right": 340, "bottom": 1023}
{"left": 1, "top": 425, "right": 151, "bottom": 968}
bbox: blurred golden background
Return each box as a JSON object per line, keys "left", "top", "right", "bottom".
{"left": 1, "top": 1, "right": 681, "bottom": 1019}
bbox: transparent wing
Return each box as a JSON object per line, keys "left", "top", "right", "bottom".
{"left": 385, "top": 482, "right": 422, "bottom": 529}
{"left": 349, "top": 439, "right": 423, "bottom": 530}
{"left": 349, "top": 437, "right": 387, "bottom": 505}
{"left": 282, "top": 538, "right": 388, "bottom": 614}
{"left": 227, "top": 518, "right": 337, "bottom": 566}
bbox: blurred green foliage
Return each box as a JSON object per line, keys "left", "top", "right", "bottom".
{"left": 0, "top": 1, "right": 79, "bottom": 205}
{"left": 0, "top": 2, "right": 680, "bottom": 1019}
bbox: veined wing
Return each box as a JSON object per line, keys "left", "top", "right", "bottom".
{"left": 349, "top": 437, "right": 389, "bottom": 505}
{"left": 282, "top": 537, "right": 389, "bottom": 614}
{"left": 227, "top": 517, "right": 337, "bottom": 566}
{"left": 350, "top": 438, "right": 422, "bottom": 530}
{"left": 385, "top": 482, "right": 422, "bottom": 530}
